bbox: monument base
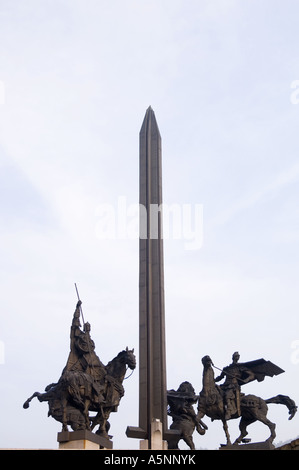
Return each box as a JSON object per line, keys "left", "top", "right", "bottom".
{"left": 57, "top": 430, "right": 113, "bottom": 450}
{"left": 126, "top": 419, "right": 173, "bottom": 450}
{"left": 219, "top": 440, "right": 275, "bottom": 451}
{"left": 139, "top": 420, "right": 168, "bottom": 450}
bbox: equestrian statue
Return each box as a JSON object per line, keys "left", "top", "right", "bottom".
{"left": 23, "top": 299, "right": 136, "bottom": 440}
{"left": 197, "top": 353, "right": 297, "bottom": 447}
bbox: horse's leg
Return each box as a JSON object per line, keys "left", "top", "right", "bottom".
{"left": 222, "top": 419, "right": 232, "bottom": 446}
{"left": 182, "top": 433, "right": 195, "bottom": 450}
{"left": 83, "top": 399, "right": 91, "bottom": 431}
{"left": 233, "top": 417, "right": 254, "bottom": 444}
{"left": 196, "top": 409, "right": 206, "bottom": 425}
{"left": 100, "top": 417, "right": 109, "bottom": 438}
{"left": 23, "top": 392, "right": 41, "bottom": 409}
{"left": 179, "top": 421, "right": 196, "bottom": 450}
{"left": 196, "top": 417, "right": 208, "bottom": 435}
{"left": 90, "top": 411, "right": 101, "bottom": 431}
{"left": 97, "top": 407, "right": 111, "bottom": 438}
{"left": 61, "top": 396, "right": 68, "bottom": 432}
{"left": 259, "top": 416, "right": 276, "bottom": 443}
{"left": 94, "top": 405, "right": 105, "bottom": 436}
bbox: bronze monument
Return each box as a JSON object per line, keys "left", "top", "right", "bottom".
{"left": 197, "top": 353, "right": 297, "bottom": 448}
{"left": 22, "top": 110, "right": 297, "bottom": 451}
{"left": 23, "top": 299, "right": 136, "bottom": 446}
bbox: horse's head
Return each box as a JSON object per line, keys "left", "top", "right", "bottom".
{"left": 123, "top": 346, "right": 136, "bottom": 370}
{"left": 106, "top": 347, "right": 136, "bottom": 380}
{"left": 202, "top": 355, "right": 213, "bottom": 368}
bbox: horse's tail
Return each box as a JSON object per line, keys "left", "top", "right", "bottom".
{"left": 265, "top": 394, "right": 297, "bottom": 420}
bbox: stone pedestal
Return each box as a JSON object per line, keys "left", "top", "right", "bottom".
{"left": 219, "top": 440, "right": 275, "bottom": 450}
{"left": 139, "top": 419, "right": 168, "bottom": 450}
{"left": 57, "top": 430, "right": 113, "bottom": 450}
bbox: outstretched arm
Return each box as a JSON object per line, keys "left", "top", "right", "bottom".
{"left": 215, "top": 370, "right": 225, "bottom": 382}
{"left": 242, "top": 368, "right": 255, "bottom": 384}
{"left": 70, "top": 301, "right": 82, "bottom": 349}
{"left": 72, "top": 300, "right": 82, "bottom": 325}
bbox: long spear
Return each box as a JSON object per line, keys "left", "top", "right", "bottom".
{"left": 74, "top": 282, "right": 85, "bottom": 326}
{"left": 74, "top": 283, "right": 96, "bottom": 378}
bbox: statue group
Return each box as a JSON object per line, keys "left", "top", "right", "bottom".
{"left": 23, "top": 301, "right": 296, "bottom": 449}
{"left": 167, "top": 352, "right": 297, "bottom": 449}
{"left": 23, "top": 301, "right": 136, "bottom": 440}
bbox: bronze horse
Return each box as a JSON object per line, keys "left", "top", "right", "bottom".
{"left": 90, "top": 347, "right": 136, "bottom": 437}
{"left": 197, "top": 356, "right": 297, "bottom": 446}
{"left": 23, "top": 347, "right": 136, "bottom": 436}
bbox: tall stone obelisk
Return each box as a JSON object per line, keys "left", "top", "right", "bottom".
{"left": 126, "top": 107, "right": 172, "bottom": 449}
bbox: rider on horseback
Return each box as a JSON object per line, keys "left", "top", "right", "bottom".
{"left": 62, "top": 301, "right": 107, "bottom": 404}
{"left": 215, "top": 352, "right": 254, "bottom": 420}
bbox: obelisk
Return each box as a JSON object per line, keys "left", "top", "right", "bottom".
{"left": 126, "top": 107, "right": 172, "bottom": 449}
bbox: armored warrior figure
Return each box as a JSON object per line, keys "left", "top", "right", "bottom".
{"left": 23, "top": 299, "right": 136, "bottom": 437}
{"left": 64, "top": 301, "right": 105, "bottom": 376}
{"left": 215, "top": 352, "right": 254, "bottom": 419}
{"left": 197, "top": 354, "right": 297, "bottom": 446}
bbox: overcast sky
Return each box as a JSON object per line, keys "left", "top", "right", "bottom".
{"left": 0, "top": 0, "right": 299, "bottom": 450}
